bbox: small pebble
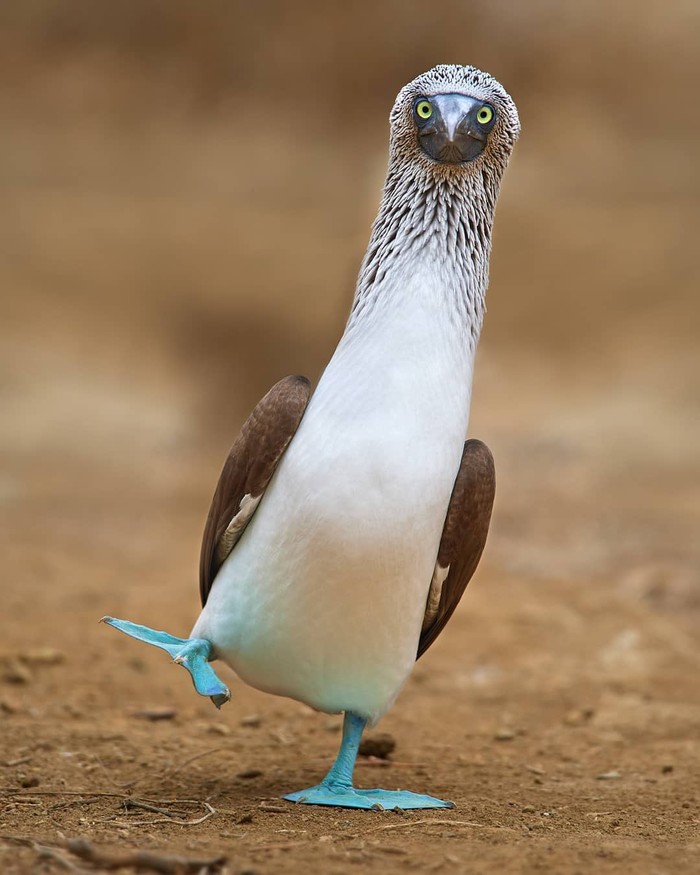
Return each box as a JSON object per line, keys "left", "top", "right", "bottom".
{"left": 563, "top": 708, "right": 595, "bottom": 726}
{"left": 661, "top": 764, "right": 674, "bottom": 774}
{"left": 358, "top": 733, "right": 396, "bottom": 759}
{"left": 237, "top": 768, "right": 263, "bottom": 779}
{"left": 133, "top": 707, "right": 177, "bottom": 721}
{"left": 19, "top": 775, "right": 40, "bottom": 788}
{"left": 522, "top": 805, "right": 536, "bottom": 813}
{"left": 64, "top": 704, "right": 83, "bottom": 718}
{"left": 596, "top": 770, "right": 621, "bottom": 780}
{"left": 20, "top": 648, "right": 64, "bottom": 666}
{"left": 240, "top": 714, "right": 262, "bottom": 728}
{"left": 2, "top": 659, "right": 31, "bottom": 685}
{"left": 208, "top": 723, "right": 231, "bottom": 736}
{"left": 493, "top": 728, "right": 515, "bottom": 741}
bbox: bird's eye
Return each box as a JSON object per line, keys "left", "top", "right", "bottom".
{"left": 415, "top": 100, "right": 433, "bottom": 120}
{"left": 476, "top": 105, "right": 494, "bottom": 125}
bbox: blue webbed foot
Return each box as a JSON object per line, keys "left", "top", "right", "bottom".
{"left": 101, "top": 616, "right": 230, "bottom": 708}
{"left": 283, "top": 711, "right": 455, "bottom": 811}
{"left": 284, "top": 782, "right": 454, "bottom": 811}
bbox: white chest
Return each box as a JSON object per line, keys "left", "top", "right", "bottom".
{"left": 196, "top": 269, "right": 478, "bottom": 721}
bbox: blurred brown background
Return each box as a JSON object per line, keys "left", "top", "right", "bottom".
{"left": 1, "top": 3, "right": 699, "bottom": 873}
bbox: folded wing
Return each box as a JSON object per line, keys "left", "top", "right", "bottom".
{"left": 418, "top": 439, "right": 495, "bottom": 658}
{"left": 199, "top": 375, "right": 312, "bottom": 605}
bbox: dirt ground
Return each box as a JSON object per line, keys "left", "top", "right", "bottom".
{"left": 1, "top": 3, "right": 699, "bottom": 873}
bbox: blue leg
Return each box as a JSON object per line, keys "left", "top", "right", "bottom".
{"left": 101, "top": 616, "right": 230, "bottom": 709}
{"left": 284, "top": 712, "right": 454, "bottom": 810}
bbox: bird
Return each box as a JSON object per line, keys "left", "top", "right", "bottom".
{"left": 103, "top": 63, "right": 520, "bottom": 811}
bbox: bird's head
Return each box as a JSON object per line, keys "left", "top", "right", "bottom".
{"left": 389, "top": 65, "right": 520, "bottom": 180}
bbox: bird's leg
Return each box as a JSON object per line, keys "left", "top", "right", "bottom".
{"left": 100, "top": 617, "right": 230, "bottom": 708}
{"left": 323, "top": 711, "right": 365, "bottom": 791}
{"left": 284, "top": 711, "right": 454, "bottom": 810}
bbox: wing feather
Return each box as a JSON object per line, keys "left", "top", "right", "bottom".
{"left": 199, "top": 375, "right": 311, "bottom": 605}
{"left": 417, "top": 439, "right": 495, "bottom": 658}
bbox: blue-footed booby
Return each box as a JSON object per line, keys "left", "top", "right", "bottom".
{"left": 103, "top": 64, "right": 520, "bottom": 810}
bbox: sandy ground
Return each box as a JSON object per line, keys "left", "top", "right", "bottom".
{"left": 2, "top": 416, "right": 699, "bottom": 875}
{"left": 1, "top": 4, "right": 700, "bottom": 872}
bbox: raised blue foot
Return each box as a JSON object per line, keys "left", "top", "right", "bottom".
{"left": 101, "top": 616, "right": 230, "bottom": 708}
{"left": 284, "top": 712, "right": 454, "bottom": 811}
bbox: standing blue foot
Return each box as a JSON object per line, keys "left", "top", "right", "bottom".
{"left": 101, "top": 616, "right": 230, "bottom": 708}
{"left": 284, "top": 712, "right": 454, "bottom": 811}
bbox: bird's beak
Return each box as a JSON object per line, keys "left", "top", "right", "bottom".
{"left": 418, "top": 94, "right": 486, "bottom": 164}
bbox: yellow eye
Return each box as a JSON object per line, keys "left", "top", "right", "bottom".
{"left": 415, "top": 100, "right": 433, "bottom": 120}
{"left": 477, "top": 105, "right": 494, "bottom": 125}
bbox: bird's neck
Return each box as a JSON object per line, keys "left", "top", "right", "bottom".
{"left": 346, "top": 163, "right": 501, "bottom": 350}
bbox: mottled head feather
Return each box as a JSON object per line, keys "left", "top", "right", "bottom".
{"left": 389, "top": 64, "right": 520, "bottom": 179}
{"left": 349, "top": 65, "right": 519, "bottom": 338}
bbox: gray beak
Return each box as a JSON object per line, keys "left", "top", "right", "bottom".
{"left": 417, "top": 94, "right": 490, "bottom": 164}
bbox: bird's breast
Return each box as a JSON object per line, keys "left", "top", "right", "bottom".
{"left": 197, "top": 271, "right": 478, "bottom": 720}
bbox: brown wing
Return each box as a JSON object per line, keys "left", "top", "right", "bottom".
{"left": 199, "top": 374, "right": 312, "bottom": 606}
{"left": 417, "top": 439, "right": 495, "bottom": 658}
